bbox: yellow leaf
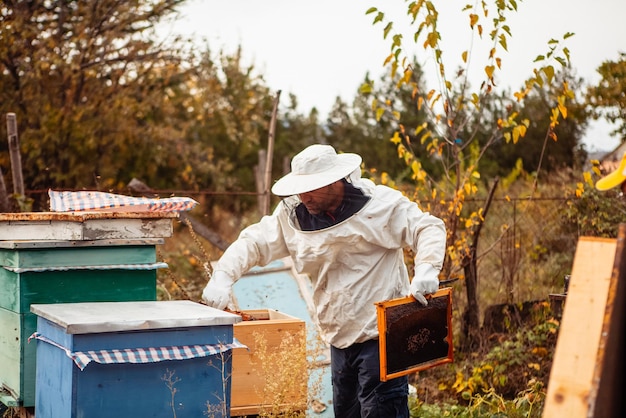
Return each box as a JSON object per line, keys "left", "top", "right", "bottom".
{"left": 462, "top": 50, "right": 468, "bottom": 63}
{"left": 558, "top": 102, "right": 568, "bottom": 119}
{"left": 512, "top": 127, "right": 520, "bottom": 144}
{"left": 425, "top": 31, "right": 438, "bottom": 48}
{"left": 527, "top": 363, "right": 541, "bottom": 371}
{"left": 519, "top": 124, "right": 527, "bottom": 137}
{"left": 469, "top": 13, "right": 478, "bottom": 28}
{"left": 375, "top": 107, "right": 385, "bottom": 121}
{"left": 485, "top": 65, "right": 495, "bottom": 79}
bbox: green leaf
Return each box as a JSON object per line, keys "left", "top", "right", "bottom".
{"left": 383, "top": 22, "right": 393, "bottom": 38}
{"left": 359, "top": 83, "right": 373, "bottom": 94}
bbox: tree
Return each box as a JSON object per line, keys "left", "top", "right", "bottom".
{"left": 586, "top": 52, "right": 626, "bottom": 141}
{"left": 0, "top": 1, "right": 284, "bottom": 217}
{"left": 323, "top": 72, "right": 410, "bottom": 180}
{"left": 486, "top": 68, "right": 588, "bottom": 179}
{"left": 366, "top": 1, "right": 575, "bottom": 347}
{"left": 0, "top": 0, "right": 192, "bottom": 198}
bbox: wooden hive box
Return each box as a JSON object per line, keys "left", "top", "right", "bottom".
{"left": 0, "top": 211, "right": 175, "bottom": 408}
{"left": 30, "top": 301, "right": 241, "bottom": 418}
{"left": 230, "top": 309, "right": 308, "bottom": 416}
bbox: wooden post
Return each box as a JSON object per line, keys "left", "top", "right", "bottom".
{"left": 255, "top": 149, "right": 267, "bottom": 214}
{"left": 6, "top": 113, "right": 25, "bottom": 197}
{"left": 261, "top": 90, "right": 281, "bottom": 216}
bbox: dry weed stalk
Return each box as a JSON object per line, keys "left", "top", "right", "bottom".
{"left": 205, "top": 347, "right": 231, "bottom": 418}
{"left": 251, "top": 329, "right": 326, "bottom": 417}
{"left": 162, "top": 368, "right": 181, "bottom": 418}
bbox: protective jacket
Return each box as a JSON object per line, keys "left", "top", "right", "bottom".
{"left": 214, "top": 177, "right": 446, "bottom": 348}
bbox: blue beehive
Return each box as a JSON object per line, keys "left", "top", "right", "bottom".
{"left": 30, "top": 300, "right": 242, "bottom": 418}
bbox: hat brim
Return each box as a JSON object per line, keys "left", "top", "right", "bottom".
{"left": 271, "top": 153, "right": 362, "bottom": 196}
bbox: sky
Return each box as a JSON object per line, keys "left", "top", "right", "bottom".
{"left": 163, "top": 0, "right": 626, "bottom": 152}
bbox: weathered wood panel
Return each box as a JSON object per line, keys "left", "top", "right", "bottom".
{"left": 0, "top": 212, "right": 176, "bottom": 241}
{"left": 543, "top": 236, "right": 617, "bottom": 417}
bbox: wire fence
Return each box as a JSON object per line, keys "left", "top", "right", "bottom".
{"left": 22, "top": 188, "right": 579, "bottom": 312}
{"left": 468, "top": 197, "right": 576, "bottom": 306}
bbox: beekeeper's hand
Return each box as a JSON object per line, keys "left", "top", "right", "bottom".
{"left": 410, "top": 263, "right": 440, "bottom": 306}
{"left": 202, "top": 271, "right": 234, "bottom": 310}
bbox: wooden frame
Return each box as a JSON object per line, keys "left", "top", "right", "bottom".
{"left": 375, "top": 288, "right": 453, "bottom": 381}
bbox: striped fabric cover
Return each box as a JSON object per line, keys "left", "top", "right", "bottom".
{"left": 48, "top": 190, "right": 198, "bottom": 212}
{"left": 29, "top": 332, "right": 246, "bottom": 371}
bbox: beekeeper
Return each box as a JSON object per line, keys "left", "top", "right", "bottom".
{"left": 596, "top": 151, "right": 626, "bottom": 193}
{"left": 202, "top": 144, "right": 446, "bottom": 418}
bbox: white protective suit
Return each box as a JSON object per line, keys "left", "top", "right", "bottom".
{"left": 213, "top": 176, "right": 446, "bottom": 349}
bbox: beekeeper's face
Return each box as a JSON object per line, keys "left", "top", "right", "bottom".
{"left": 298, "top": 181, "right": 343, "bottom": 215}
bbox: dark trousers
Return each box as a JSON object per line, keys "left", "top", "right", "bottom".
{"left": 331, "top": 339, "right": 409, "bottom": 418}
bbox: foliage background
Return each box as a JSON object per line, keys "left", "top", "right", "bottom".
{"left": 2, "top": 1, "right": 626, "bottom": 416}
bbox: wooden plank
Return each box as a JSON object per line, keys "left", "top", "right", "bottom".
{"left": 82, "top": 218, "right": 173, "bottom": 240}
{"left": 0, "top": 212, "right": 176, "bottom": 241}
{"left": 0, "top": 269, "right": 157, "bottom": 313}
{"left": 590, "top": 224, "right": 626, "bottom": 417}
{"left": 0, "top": 308, "right": 23, "bottom": 406}
{"left": 0, "top": 211, "right": 178, "bottom": 221}
{"left": 0, "top": 238, "right": 164, "bottom": 250}
{"left": 543, "top": 236, "right": 617, "bottom": 418}
{"left": 0, "top": 221, "right": 84, "bottom": 241}
{"left": 0, "top": 245, "right": 157, "bottom": 269}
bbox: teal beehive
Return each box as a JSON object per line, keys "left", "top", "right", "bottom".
{"left": 0, "top": 211, "right": 176, "bottom": 408}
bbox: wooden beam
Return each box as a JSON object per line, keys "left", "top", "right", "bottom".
{"left": 543, "top": 235, "right": 619, "bottom": 417}
{"left": 590, "top": 224, "right": 626, "bottom": 417}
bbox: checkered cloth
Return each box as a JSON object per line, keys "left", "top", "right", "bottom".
{"left": 29, "top": 332, "right": 247, "bottom": 371}
{"left": 48, "top": 190, "right": 198, "bottom": 212}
